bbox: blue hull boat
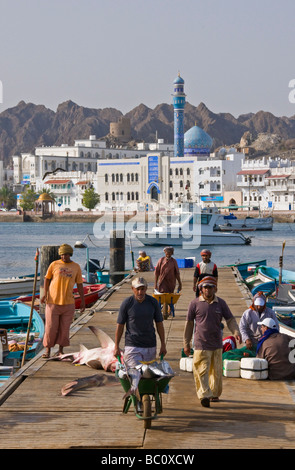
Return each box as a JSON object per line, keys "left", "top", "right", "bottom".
{"left": 0, "top": 301, "right": 44, "bottom": 380}
{"left": 226, "top": 259, "right": 267, "bottom": 280}
{"left": 245, "top": 266, "right": 295, "bottom": 288}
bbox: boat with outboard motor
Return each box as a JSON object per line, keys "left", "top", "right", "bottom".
{"left": 132, "top": 206, "right": 252, "bottom": 246}
{"left": 214, "top": 214, "right": 273, "bottom": 232}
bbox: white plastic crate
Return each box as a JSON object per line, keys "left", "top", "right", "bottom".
{"left": 223, "top": 359, "right": 241, "bottom": 377}
{"left": 179, "top": 356, "right": 193, "bottom": 372}
{"left": 240, "top": 357, "right": 268, "bottom": 380}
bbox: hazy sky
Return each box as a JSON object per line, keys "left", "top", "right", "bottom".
{"left": 0, "top": 0, "right": 295, "bottom": 118}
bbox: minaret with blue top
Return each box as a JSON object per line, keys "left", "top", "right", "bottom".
{"left": 173, "top": 73, "right": 186, "bottom": 157}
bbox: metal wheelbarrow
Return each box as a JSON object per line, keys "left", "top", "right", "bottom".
{"left": 116, "top": 356, "right": 174, "bottom": 429}
{"left": 118, "top": 374, "right": 172, "bottom": 429}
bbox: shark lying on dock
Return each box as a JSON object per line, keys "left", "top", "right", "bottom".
{"left": 46, "top": 326, "right": 122, "bottom": 372}
{"left": 61, "top": 373, "right": 119, "bottom": 396}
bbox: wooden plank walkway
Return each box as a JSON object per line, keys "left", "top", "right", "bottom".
{"left": 1, "top": 267, "right": 295, "bottom": 449}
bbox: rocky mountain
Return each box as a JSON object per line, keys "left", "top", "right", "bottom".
{"left": 1, "top": 99, "right": 295, "bottom": 165}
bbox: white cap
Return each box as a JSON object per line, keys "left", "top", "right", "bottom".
{"left": 254, "top": 297, "right": 265, "bottom": 306}
{"left": 257, "top": 318, "right": 277, "bottom": 329}
{"left": 132, "top": 277, "right": 148, "bottom": 289}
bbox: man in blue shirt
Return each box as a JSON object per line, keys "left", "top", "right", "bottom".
{"left": 114, "top": 277, "right": 167, "bottom": 367}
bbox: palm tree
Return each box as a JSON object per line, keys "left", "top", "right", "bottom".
{"left": 0, "top": 185, "right": 16, "bottom": 209}
{"left": 37, "top": 187, "right": 56, "bottom": 201}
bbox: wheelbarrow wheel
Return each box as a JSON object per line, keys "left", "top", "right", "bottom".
{"left": 163, "top": 303, "right": 168, "bottom": 320}
{"left": 142, "top": 394, "right": 152, "bottom": 429}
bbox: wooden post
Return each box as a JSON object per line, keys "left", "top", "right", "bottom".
{"left": 109, "top": 230, "right": 125, "bottom": 285}
{"left": 21, "top": 248, "right": 39, "bottom": 368}
{"left": 39, "top": 245, "right": 60, "bottom": 317}
{"left": 279, "top": 240, "right": 286, "bottom": 285}
{"left": 145, "top": 203, "right": 148, "bottom": 230}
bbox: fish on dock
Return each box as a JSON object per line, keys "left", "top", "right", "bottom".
{"left": 46, "top": 326, "right": 122, "bottom": 372}
{"left": 123, "top": 367, "right": 142, "bottom": 401}
{"left": 61, "top": 373, "right": 119, "bottom": 396}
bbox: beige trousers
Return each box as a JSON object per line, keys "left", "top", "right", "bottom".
{"left": 192, "top": 349, "right": 223, "bottom": 399}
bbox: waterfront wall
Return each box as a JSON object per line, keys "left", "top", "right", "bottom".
{"left": 0, "top": 210, "right": 294, "bottom": 223}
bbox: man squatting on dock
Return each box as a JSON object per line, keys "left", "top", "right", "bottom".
{"left": 183, "top": 275, "right": 241, "bottom": 408}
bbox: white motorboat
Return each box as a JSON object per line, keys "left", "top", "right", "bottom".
{"left": 0, "top": 275, "right": 40, "bottom": 298}
{"left": 214, "top": 214, "right": 273, "bottom": 232}
{"left": 272, "top": 305, "right": 295, "bottom": 339}
{"left": 132, "top": 206, "right": 252, "bottom": 247}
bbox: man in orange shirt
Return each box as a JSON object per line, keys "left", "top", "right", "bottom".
{"left": 41, "top": 244, "right": 85, "bottom": 358}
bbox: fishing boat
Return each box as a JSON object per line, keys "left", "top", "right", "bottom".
{"left": 0, "top": 274, "right": 40, "bottom": 299}
{"left": 10, "top": 283, "right": 108, "bottom": 310}
{"left": 226, "top": 259, "right": 267, "bottom": 280}
{"left": 0, "top": 301, "right": 44, "bottom": 371}
{"left": 271, "top": 305, "right": 295, "bottom": 339}
{"left": 215, "top": 215, "right": 273, "bottom": 232}
{"left": 132, "top": 206, "right": 252, "bottom": 246}
{"left": 245, "top": 266, "right": 295, "bottom": 289}
{"left": 266, "top": 283, "right": 295, "bottom": 308}
{"left": 73, "top": 284, "right": 108, "bottom": 308}
{"left": 251, "top": 280, "right": 277, "bottom": 297}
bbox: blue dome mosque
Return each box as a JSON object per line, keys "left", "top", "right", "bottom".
{"left": 172, "top": 74, "right": 213, "bottom": 157}
{"left": 184, "top": 125, "right": 213, "bottom": 156}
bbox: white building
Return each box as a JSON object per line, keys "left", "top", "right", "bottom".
{"left": 12, "top": 135, "right": 174, "bottom": 189}
{"left": 12, "top": 130, "right": 246, "bottom": 212}
{"left": 0, "top": 161, "right": 14, "bottom": 190}
{"left": 194, "top": 150, "right": 244, "bottom": 204}
{"left": 35, "top": 171, "right": 95, "bottom": 212}
{"left": 237, "top": 156, "right": 295, "bottom": 210}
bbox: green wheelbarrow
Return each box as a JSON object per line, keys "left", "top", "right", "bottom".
{"left": 118, "top": 374, "right": 172, "bottom": 429}
{"left": 116, "top": 355, "right": 174, "bottom": 429}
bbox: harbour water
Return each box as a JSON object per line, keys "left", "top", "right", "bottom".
{"left": 1, "top": 221, "right": 295, "bottom": 278}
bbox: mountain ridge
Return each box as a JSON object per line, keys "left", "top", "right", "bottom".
{"left": 1, "top": 99, "right": 295, "bottom": 165}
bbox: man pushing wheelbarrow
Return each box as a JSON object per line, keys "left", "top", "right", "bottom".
{"left": 154, "top": 247, "right": 182, "bottom": 319}
{"left": 114, "top": 276, "right": 174, "bottom": 428}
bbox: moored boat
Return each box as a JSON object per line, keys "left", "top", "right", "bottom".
{"left": 0, "top": 301, "right": 45, "bottom": 375}
{"left": 7, "top": 283, "right": 108, "bottom": 310}
{"left": 215, "top": 215, "right": 273, "bottom": 232}
{"left": 251, "top": 280, "right": 276, "bottom": 297}
{"left": 226, "top": 259, "right": 267, "bottom": 280}
{"left": 272, "top": 305, "right": 295, "bottom": 338}
{"left": 73, "top": 284, "right": 108, "bottom": 308}
{"left": 0, "top": 274, "right": 40, "bottom": 298}
{"left": 245, "top": 266, "right": 295, "bottom": 289}
{"left": 132, "top": 206, "right": 252, "bottom": 247}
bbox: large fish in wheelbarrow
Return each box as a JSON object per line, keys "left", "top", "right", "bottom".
{"left": 47, "top": 326, "right": 122, "bottom": 372}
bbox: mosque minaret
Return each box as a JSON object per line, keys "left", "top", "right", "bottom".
{"left": 172, "top": 73, "right": 186, "bottom": 158}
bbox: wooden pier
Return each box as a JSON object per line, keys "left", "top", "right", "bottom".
{"left": 1, "top": 267, "right": 295, "bottom": 449}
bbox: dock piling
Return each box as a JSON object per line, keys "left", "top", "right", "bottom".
{"left": 39, "top": 245, "right": 60, "bottom": 316}
{"left": 109, "top": 230, "right": 125, "bottom": 285}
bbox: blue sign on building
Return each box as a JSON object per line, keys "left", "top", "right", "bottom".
{"left": 201, "top": 196, "right": 224, "bottom": 202}
{"left": 148, "top": 155, "right": 159, "bottom": 183}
